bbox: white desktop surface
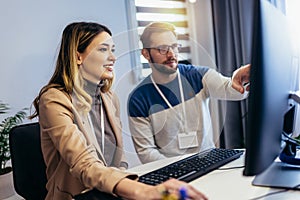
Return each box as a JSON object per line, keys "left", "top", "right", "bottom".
{"left": 127, "top": 152, "right": 300, "bottom": 200}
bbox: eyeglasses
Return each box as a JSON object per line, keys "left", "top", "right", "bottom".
{"left": 151, "top": 44, "right": 182, "bottom": 55}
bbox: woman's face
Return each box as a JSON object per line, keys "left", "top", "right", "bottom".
{"left": 77, "top": 31, "right": 116, "bottom": 84}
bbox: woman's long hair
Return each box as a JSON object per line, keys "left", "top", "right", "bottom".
{"left": 29, "top": 22, "right": 113, "bottom": 119}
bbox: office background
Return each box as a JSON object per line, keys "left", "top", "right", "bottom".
{"left": 0, "top": 0, "right": 140, "bottom": 166}
{"left": 0, "top": 0, "right": 216, "bottom": 167}
{"left": 1, "top": 0, "right": 299, "bottom": 168}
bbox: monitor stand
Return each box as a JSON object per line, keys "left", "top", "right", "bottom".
{"left": 252, "top": 161, "right": 300, "bottom": 190}
{"left": 253, "top": 91, "right": 300, "bottom": 189}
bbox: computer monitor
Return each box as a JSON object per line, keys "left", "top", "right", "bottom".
{"left": 243, "top": 0, "right": 300, "bottom": 189}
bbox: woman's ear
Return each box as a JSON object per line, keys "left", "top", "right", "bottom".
{"left": 76, "top": 52, "right": 83, "bottom": 65}
{"left": 141, "top": 48, "right": 150, "bottom": 61}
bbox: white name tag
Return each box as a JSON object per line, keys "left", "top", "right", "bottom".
{"left": 178, "top": 131, "right": 199, "bottom": 149}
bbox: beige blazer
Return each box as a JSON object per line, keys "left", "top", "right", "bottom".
{"left": 38, "top": 88, "right": 136, "bottom": 200}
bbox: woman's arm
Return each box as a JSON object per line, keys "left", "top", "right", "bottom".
{"left": 114, "top": 178, "right": 208, "bottom": 200}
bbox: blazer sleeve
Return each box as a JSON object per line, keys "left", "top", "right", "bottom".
{"left": 39, "top": 88, "right": 137, "bottom": 194}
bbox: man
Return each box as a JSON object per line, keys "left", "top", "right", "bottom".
{"left": 127, "top": 22, "right": 250, "bottom": 164}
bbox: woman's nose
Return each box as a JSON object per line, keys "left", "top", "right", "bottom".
{"left": 109, "top": 51, "right": 117, "bottom": 62}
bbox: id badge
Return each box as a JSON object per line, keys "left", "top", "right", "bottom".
{"left": 178, "top": 131, "right": 199, "bottom": 149}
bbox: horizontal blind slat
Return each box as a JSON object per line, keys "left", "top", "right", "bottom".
{"left": 136, "top": 7, "right": 187, "bottom": 14}
{"left": 138, "top": 21, "right": 188, "bottom": 28}
{"left": 180, "top": 46, "right": 190, "bottom": 53}
{"left": 159, "top": 0, "right": 185, "bottom": 2}
{"left": 178, "top": 33, "right": 189, "bottom": 40}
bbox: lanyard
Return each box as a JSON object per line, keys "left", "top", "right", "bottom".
{"left": 150, "top": 69, "right": 187, "bottom": 131}
{"left": 88, "top": 103, "right": 105, "bottom": 154}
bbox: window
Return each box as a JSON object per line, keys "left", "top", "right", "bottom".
{"left": 286, "top": 0, "right": 300, "bottom": 90}
{"left": 134, "top": 0, "right": 192, "bottom": 77}
{"left": 286, "top": 0, "right": 300, "bottom": 135}
{"left": 286, "top": 0, "right": 300, "bottom": 51}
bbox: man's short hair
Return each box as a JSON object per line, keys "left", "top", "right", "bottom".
{"left": 140, "top": 22, "right": 177, "bottom": 48}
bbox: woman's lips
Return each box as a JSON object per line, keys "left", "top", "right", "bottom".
{"left": 103, "top": 64, "right": 113, "bottom": 71}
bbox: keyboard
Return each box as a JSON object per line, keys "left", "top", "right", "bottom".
{"left": 138, "top": 148, "right": 244, "bottom": 185}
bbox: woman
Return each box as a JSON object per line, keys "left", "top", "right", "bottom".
{"left": 30, "top": 21, "right": 207, "bottom": 200}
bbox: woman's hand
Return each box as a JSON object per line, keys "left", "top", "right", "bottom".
{"left": 153, "top": 178, "right": 208, "bottom": 200}
{"left": 115, "top": 178, "right": 208, "bottom": 200}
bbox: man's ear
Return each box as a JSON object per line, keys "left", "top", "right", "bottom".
{"left": 141, "top": 48, "right": 150, "bottom": 61}
{"left": 76, "top": 52, "right": 83, "bottom": 65}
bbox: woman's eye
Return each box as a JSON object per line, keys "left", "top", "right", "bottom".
{"left": 111, "top": 49, "right": 115, "bottom": 53}
{"left": 99, "top": 48, "right": 108, "bottom": 52}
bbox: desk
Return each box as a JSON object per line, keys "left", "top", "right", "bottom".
{"left": 127, "top": 153, "right": 300, "bottom": 200}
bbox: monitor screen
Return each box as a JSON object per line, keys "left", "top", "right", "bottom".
{"left": 243, "top": 0, "right": 300, "bottom": 189}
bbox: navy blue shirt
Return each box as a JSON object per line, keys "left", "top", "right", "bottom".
{"left": 128, "top": 64, "right": 209, "bottom": 118}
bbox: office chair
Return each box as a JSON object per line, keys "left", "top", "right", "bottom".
{"left": 9, "top": 123, "right": 123, "bottom": 200}
{"left": 9, "top": 122, "right": 48, "bottom": 200}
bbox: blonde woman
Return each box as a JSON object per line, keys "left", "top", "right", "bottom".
{"left": 30, "top": 22, "right": 207, "bottom": 200}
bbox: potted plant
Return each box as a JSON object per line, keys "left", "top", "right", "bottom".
{"left": 0, "top": 101, "right": 27, "bottom": 199}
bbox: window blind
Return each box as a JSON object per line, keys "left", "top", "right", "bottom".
{"left": 135, "top": 0, "right": 192, "bottom": 74}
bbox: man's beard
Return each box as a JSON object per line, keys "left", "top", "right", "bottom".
{"left": 152, "top": 63, "right": 177, "bottom": 74}
{"left": 150, "top": 56, "right": 178, "bottom": 75}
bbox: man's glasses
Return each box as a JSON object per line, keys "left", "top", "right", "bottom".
{"left": 151, "top": 44, "right": 182, "bottom": 55}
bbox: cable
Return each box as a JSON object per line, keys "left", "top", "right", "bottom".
{"left": 282, "top": 131, "right": 300, "bottom": 145}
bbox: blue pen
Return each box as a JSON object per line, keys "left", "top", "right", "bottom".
{"left": 179, "top": 186, "right": 187, "bottom": 200}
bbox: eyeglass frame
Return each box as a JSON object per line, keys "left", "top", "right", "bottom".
{"left": 147, "top": 43, "right": 182, "bottom": 55}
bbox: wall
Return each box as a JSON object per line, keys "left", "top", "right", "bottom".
{"left": 286, "top": 0, "right": 300, "bottom": 137}
{"left": 0, "top": 0, "right": 141, "bottom": 167}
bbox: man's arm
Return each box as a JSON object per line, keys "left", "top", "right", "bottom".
{"left": 202, "top": 68, "right": 248, "bottom": 100}
{"left": 128, "top": 116, "right": 166, "bottom": 164}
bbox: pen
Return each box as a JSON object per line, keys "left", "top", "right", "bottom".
{"left": 160, "top": 186, "right": 187, "bottom": 200}
{"left": 161, "top": 189, "right": 177, "bottom": 200}
{"left": 179, "top": 186, "right": 187, "bottom": 200}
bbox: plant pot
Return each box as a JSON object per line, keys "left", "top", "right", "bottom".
{"left": 0, "top": 171, "right": 16, "bottom": 199}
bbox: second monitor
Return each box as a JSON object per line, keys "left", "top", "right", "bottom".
{"left": 243, "top": 0, "right": 300, "bottom": 190}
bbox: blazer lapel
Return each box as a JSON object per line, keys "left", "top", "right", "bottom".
{"left": 71, "top": 94, "right": 107, "bottom": 165}
{"left": 101, "top": 93, "right": 122, "bottom": 146}
{"left": 101, "top": 93, "right": 125, "bottom": 166}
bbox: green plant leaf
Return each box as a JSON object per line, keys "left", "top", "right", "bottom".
{"left": 0, "top": 103, "right": 27, "bottom": 174}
